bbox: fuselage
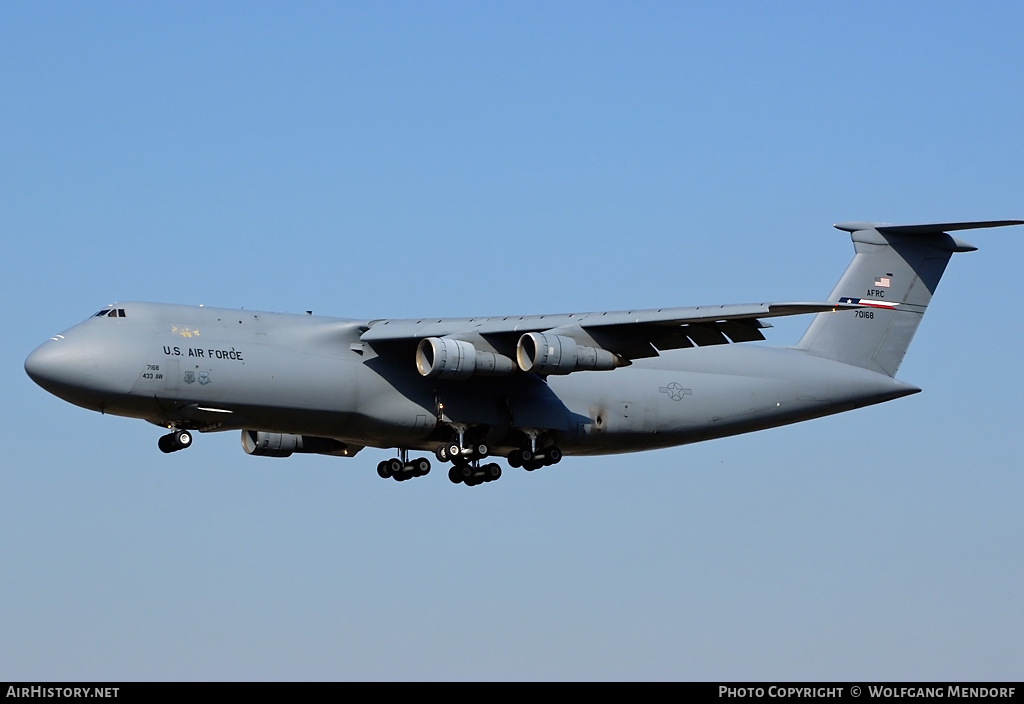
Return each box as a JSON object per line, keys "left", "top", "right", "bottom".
{"left": 25, "top": 302, "right": 919, "bottom": 459}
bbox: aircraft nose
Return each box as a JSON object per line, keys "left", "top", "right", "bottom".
{"left": 25, "top": 336, "right": 97, "bottom": 399}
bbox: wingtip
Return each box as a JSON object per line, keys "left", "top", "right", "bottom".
{"left": 834, "top": 222, "right": 876, "bottom": 233}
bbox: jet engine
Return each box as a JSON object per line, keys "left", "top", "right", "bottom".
{"left": 415, "top": 337, "right": 516, "bottom": 379}
{"left": 516, "top": 332, "right": 619, "bottom": 375}
{"left": 241, "top": 430, "right": 351, "bottom": 457}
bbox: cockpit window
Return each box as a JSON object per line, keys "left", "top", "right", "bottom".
{"left": 94, "top": 309, "right": 127, "bottom": 318}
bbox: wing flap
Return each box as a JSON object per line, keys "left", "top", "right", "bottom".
{"left": 716, "top": 319, "right": 767, "bottom": 343}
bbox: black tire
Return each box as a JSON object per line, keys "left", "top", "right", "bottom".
{"left": 448, "top": 466, "right": 463, "bottom": 484}
{"left": 546, "top": 447, "right": 562, "bottom": 464}
{"left": 435, "top": 445, "right": 449, "bottom": 463}
{"left": 158, "top": 434, "right": 174, "bottom": 454}
{"left": 175, "top": 430, "right": 192, "bottom": 449}
{"left": 413, "top": 458, "right": 431, "bottom": 476}
{"left": 377, "top": 460, "right": 392, "bottom": 479}
{"left": 475, "top": 443, "right": 489, "bottom": 459}
{"left": 507, "top": 450, "right": 522, "bottom": 468}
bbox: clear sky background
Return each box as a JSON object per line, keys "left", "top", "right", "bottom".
{"left": 2, "top": 2, "right": 1022, "bottom": 681}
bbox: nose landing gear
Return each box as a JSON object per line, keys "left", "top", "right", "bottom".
{"left": 158, "top": 429, "right": 193, "bottom": 453}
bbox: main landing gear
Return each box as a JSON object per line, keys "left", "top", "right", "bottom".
{"left": 158, "top": 429, "right": 193, "bottom": 453}
{"left": 448, "top": 461, "right": 502, "bottom": 487}
{"left": 507, "top": 445, "right": 562, "bottom": 472}
{"left": 505, "top": 428, "right": 563, "bottom": 473}
{"left": 378, "top": 431, "right": 564, "bottom": 487}
{"left": 435, "top": 440, "right": 501, "bottom": 487}
{"left": 376, "top": 449, "right": 431, "bottom": 482}
{"left": 441, "top": 438, "right": 562, "bottom": 487}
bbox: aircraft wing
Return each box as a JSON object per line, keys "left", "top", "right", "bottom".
{"left": 360, "top": 301, "right": 859, "bottom": 378}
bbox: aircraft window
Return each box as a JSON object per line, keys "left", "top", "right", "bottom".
{"left": 118, "top": 309, "right": 126, "bottom": 317}
{"left": 107, "top": 310, "right": 118, "bottom": 317}
{"left": 94, "top": 310, "right": 109, "bottom": 317}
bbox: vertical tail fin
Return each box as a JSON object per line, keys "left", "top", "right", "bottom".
{"left": 797, "top": 220, "right": 1021, "bottom": 377}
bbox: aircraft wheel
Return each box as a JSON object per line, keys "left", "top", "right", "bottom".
{"left": 159, "top": 430, "right": 192, "bottom": 453}
{"left": 158, "top": 434, "right": 174, "bottom": 454}
{"left": 387, "top": 458, "right": 404, "bottom": 475}
{"left": 377, "top": 461, "right": 392, "bottom": 479}
{"left": 448, "top": 466, "right": 463, "bottom": 484}
{"left": 484, "top": 463, "right": 501, "bottom": 481}
{"left": 474, "top": 443, "right": 489, "bottom": 459}
{"left": 546, "top": 447, "right": 562, "bottom": 465}
{"left": 507, "top": 450, "right": 522, "bottom": 468}
{"left": 412, "top": 458, "right": 431, "bottom": 476}
{"left": 447, "top": 443, "right": 462, "bottom": 461}
{"left": 435, "top": 445, "right": 449, "bottom": 463}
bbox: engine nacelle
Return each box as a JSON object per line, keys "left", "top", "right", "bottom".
{"left": 415, "top": 337, "right": 516, "bottom": 379}
{"left": 241, "top": 430, "right": 350, "bottom": 458}
{"left": 516, "top": 332, "right": 619, "bottom": 375}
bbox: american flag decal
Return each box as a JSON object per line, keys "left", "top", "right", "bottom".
{"left": 840, "top": 296, "right": 900, "bottom": 310}
{"left": 874, "top": 276, "right": 891, "bottom": 288}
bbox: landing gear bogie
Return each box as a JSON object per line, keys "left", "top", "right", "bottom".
{"left": 509, "top": 445, "right": 562, "bottom": 471}
{"left": 441, "top": 441, "right": 490, "bottom": 462}
{"left": 449, "top": 462, "right": 502, "bottom": 486}
{"left": 378, "top": 454, "right": 431, "bottom": 482}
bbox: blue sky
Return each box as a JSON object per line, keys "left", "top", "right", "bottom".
{"left": 2, "top": 1, "right": 1022, "bottom": 680}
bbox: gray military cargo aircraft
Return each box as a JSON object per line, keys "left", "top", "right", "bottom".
{"left": 25, "top": 220, "right": 1022, "bottom": 486}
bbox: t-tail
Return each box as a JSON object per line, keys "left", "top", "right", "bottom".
{"left": 797, "top": 220, "right": 1023, "bottom": 377}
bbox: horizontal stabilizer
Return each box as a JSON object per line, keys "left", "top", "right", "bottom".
{"left": 835, "top": 220, "right": 1024, "bottom": 234}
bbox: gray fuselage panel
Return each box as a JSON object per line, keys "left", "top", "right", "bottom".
{"left": 26, "top": 302, "right": 918, "bottom": 455}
